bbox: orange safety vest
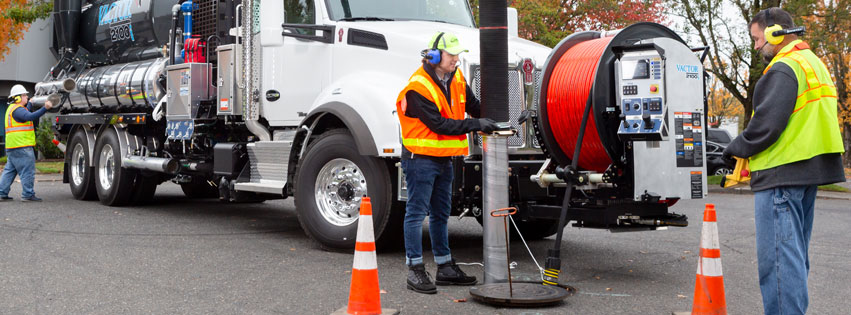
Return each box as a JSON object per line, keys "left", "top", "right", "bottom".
{"left": 4, "top": 103, "right": 36, "bottom": 149}
{"left": 396, "top": 66, "right": 469, "bottom": 157}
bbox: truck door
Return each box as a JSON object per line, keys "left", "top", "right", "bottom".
{"left": 261, "top": 0, "right": 330, "bottom": 127}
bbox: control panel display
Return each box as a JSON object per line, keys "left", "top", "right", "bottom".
{"left": 620, "top": 59, "right": 650, "bottom": 80}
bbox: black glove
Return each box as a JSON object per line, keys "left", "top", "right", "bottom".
{"left": 478, "top": 118, "right": 498, "bottom": 134}
{"left": 721, "top": 149, "right": 736, "bottom": 166}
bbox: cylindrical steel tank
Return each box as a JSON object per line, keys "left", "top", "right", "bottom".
{"left": 66, "top": 58, "right": 167, "bottom": 110}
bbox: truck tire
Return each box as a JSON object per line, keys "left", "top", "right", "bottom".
{"left": 180, "top": 177, "right": 219, "bottom": 198}
{"left": 295, "top": 130, "right": 392, "bottom": 250}
{"left": 94, "top": 128, "right": 136, "bottom": 206}
{"left": 67, "top": 130, "right": 97, "bottom": 200}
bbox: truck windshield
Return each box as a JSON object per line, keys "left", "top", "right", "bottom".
{"left": 326, "top": 0, "right": 475, "bottom": 27}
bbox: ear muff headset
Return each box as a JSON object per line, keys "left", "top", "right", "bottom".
{"left": 763, "top": 9, "right": 785, "bottom": 45}
{"left": 11, "top": 95, "right": 21, "bottom": 104}
{"left": 422, "top": 32, "right": 446, "bottom": 64}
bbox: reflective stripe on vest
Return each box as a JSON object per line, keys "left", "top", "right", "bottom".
{"left": 396, "top": 66, "right": 469, "bottom": 157}
{"left": 750, "top": 40, "right": 845, "bottom": 171}
{"left": 4, "top": 103, "right": 36, "bottom": 149}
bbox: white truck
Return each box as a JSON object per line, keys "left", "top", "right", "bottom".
{"left": 36, "top": 0, "right": 559, "bottom": 249}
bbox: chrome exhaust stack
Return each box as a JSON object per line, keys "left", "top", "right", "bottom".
{"left": 123, "top": 156, "right": 179, "bottom": 174}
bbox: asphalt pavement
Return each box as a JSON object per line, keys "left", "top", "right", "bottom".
{"left": 0, "top": 176, "right": 849, "bottom": 314}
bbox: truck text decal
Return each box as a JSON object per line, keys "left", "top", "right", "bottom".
{"left": 98, "top": 0, "right": 134, "bottom": 26}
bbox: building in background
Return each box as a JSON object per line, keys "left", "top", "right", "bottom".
{"left": 0, "top": 17, "right": 56, "bottom": 157}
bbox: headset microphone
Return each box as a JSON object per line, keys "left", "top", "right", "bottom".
{"left": 764, "top": 8, "right": 805, "bottom": 45}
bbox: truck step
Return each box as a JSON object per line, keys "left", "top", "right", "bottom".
{"left": 237, "top": 141, "right": 291, "bottom": 195}
{"left": 234, "top": 181, "right": 286, "bottom": 194}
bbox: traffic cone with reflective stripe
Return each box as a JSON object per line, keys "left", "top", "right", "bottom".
{"left": 51, "top": 139, "right": 66, "bottom": 153}
{"left": 333, "top": 197, "right": 398, "bottom": 315}
{"left": 691, "top": 204, "right": 727, "bottom": 315}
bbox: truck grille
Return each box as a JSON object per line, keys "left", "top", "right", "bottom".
{"left": 471, "top": 67, "right": 526, "bottom": 147}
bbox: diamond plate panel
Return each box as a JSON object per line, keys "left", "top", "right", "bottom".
{"left": 472, "top": 67, "right": 526, "bottom": 147}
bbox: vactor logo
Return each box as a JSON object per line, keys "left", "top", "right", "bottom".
{"left": 98, "top": 0, "right": 134, "bottom": 26}
{"left": 677, "top": 64, "right": 700, "bottom": 79}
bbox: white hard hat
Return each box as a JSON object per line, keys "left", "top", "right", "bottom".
{"left": 9, "top": 84, "right": 29, "bottom": 97}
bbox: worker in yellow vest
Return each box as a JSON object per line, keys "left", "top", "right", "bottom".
{"left": 395, "top": 31, "right": 497, "bottom": 294}
{"left": 1, "top": 84, "right": 53, "bottom": 202}
{"left": 723, "top": 8, "right": 845, "bottom": 314}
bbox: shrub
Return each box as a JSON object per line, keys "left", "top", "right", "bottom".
{"left": 36, "top": 116, "right": 64, "bottom": 160}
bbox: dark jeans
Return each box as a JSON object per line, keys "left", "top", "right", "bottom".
{"left": 401, "top": 157, "right": 454, "bottom": 266}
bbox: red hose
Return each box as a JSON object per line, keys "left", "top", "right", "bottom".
{"left": 546, "top": 37, "right": 612, "bottom": 172}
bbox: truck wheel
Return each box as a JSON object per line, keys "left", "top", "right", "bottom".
{"left": 94, "top": 128, "right": 136, "bottom": 206}
{"left": 295, "top": 130, "right": 392, "bottom": 250}
{"left": 180, "top": 177, "right": 219, "bottom": 198}
{"left": 68, "top": 130, "right": 97, "bottom": 200}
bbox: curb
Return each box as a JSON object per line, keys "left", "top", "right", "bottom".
{"left": 709, "top": 187, "right": 851, "bottom": 201}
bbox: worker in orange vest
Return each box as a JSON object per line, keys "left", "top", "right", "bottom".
{"left": 395, "top": 31, "right": 497, "bottom": 294}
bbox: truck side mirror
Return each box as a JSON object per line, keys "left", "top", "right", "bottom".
{"left": 507, "top": 8, "right": 518, "bottom": 38}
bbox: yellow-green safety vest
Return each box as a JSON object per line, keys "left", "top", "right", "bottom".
{"left": 749, "top": 40, "right": 844, "bottom": 171}
{"left": 4, "top": 103, "right": 36, "bottom": 150}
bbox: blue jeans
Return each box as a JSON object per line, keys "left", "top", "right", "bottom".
{"left": 754, "top": 185, "right": 817, "bottom": 315}
{"left": 0, "top": 147, "right": 37, "bottom": 198}
{"left": 401, "top": 158, "right": 454, "bottom": 266}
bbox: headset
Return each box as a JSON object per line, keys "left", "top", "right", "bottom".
{"left": 763, "top": 8, "right": 806, "bottom": 45}
{"left": 10, "top": 95, "right": 22, "bottom": 104}
{"left": 421, "top": 32, "right": 445, "bottom": 64}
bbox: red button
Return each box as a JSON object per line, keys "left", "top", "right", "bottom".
{"left": 650, "top": 86, "right": 658, "bottom": 92}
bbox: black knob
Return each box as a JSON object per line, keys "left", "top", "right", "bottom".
{"left": 642, "top": 113, "right": 654, "bottom": 129}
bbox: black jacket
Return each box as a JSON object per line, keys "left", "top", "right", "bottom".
{"left": 401, "top": 62, "right": 482, "bottom": 160}
{"left": 723, "top": 62, "right": 845, "bottom": 191}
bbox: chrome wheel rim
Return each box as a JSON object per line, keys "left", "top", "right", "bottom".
{"left": 71, "top": 143, "right": 86, "bottom": 186}
{"left": 98, "top": 144, "right": 115, "bottom": 191}
{"left": 314, "top": 158, "right": 366, "bottom": 227}
{"left": 714, "top": 168, "right": 732, "bottom": 176}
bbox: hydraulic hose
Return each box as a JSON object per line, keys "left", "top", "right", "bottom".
{"left": 545, "top": 37, "right": 613, "bottom": 172}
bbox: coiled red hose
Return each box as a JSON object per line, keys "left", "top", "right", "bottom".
{"left": 546, "top": 37, "right": 613, "bottom": 173}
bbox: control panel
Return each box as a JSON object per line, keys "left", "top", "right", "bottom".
{"left": 616, "top": 52, "right": 666, "bottom": 141}
{"left": 613, "top": 38, "right": 707, "bottom": 201}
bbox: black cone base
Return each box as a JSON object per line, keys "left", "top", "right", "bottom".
{"left": 469, "top": 282, "right": 572, "bottom": 307}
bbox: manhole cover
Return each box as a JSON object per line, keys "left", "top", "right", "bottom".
{"left": 469, "top": 282, "right": 572, "bottom": 307}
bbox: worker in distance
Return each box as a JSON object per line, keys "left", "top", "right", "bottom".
{"left": 1, "top": 84, "right": 54, "bottom": 202}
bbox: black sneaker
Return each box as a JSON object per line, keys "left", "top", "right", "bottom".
{"left": 0, "top": 196, "right": 12, "bottom": 201}
{"left": 407, "top": 264, "right": 437, "bottom": 294}
{"left": 435, "top": 259, "right": 477, "bottom": 285}
{"left": 21, "top": 196, "right": 42, "bottom": 202}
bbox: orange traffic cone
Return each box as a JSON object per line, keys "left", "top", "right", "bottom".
{"left": 691, "top": 204, "right": 727, "bottom": 315}
{"left": 332, "top": 197, "right": 397, "bottom": 315}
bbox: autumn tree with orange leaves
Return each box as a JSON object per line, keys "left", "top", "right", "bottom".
{"left": 0, "top": 0, "right": 32, "bottom": 62}
{"left": 469, "top": 0, "right": 668, "bottom": 47}
{"left": 0, "top": 0, "right": 51, "bottom": 61}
